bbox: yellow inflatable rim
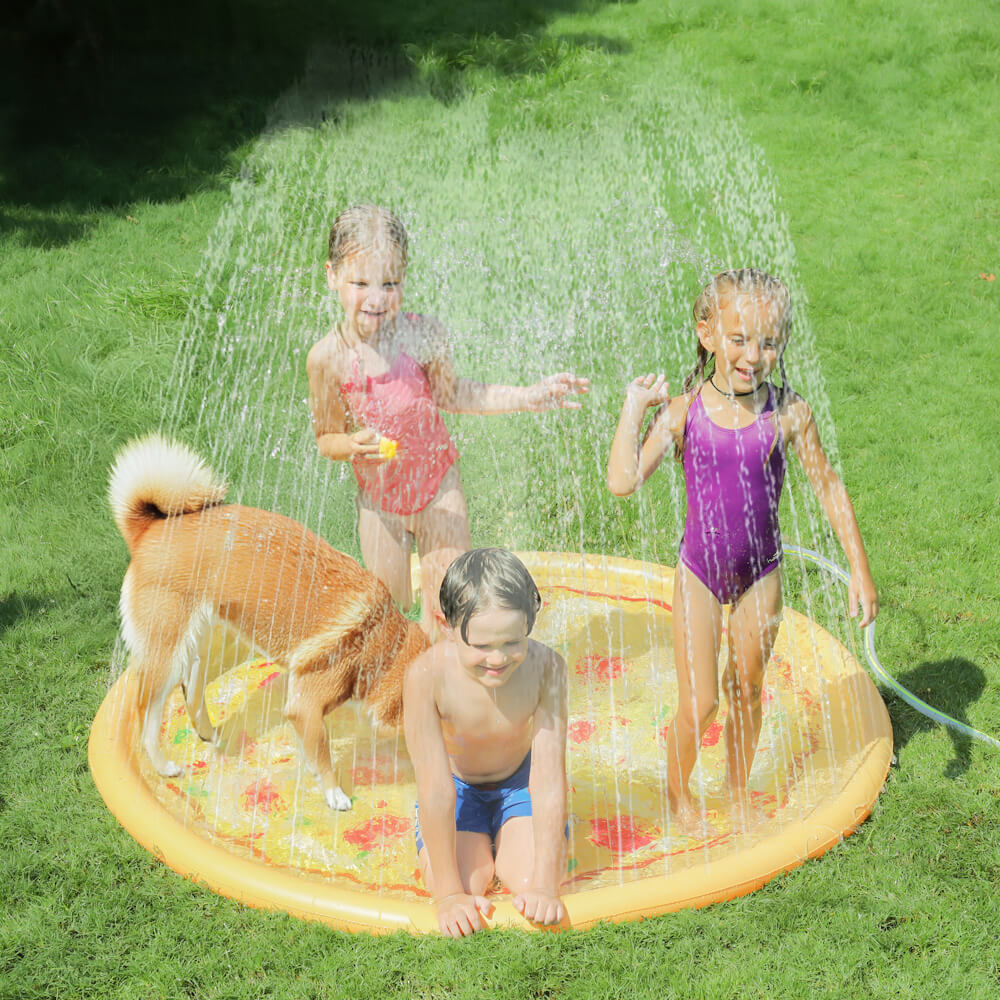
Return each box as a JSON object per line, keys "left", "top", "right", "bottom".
{"left": 89, "top": 551, "right": 893, "bottom": 933}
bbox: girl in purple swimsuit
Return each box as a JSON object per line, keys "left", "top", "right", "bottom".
{"left": 307, "top": 205, "right": 589, "bottom": 636}
{"left": 607, "top": 269, "right": 878, "bottom": 833}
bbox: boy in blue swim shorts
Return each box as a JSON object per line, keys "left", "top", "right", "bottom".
{"left": 403, "top": 548, "right": 568, "bottom": 937}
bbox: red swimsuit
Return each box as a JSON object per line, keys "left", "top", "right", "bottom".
{"left": 340, "top": 351, "right": 458, "bottom": 516}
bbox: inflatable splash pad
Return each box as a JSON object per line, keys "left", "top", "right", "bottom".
{"left": 90, "top": 552, "right": 892, "bottom": 933}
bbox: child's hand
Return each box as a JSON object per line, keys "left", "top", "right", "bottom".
{"left": 527, "top": 373, "right": 590, "bottom": 412}
{"left": 349, "top": 428, "right": 391, "bottom": 464}
{"left": 513, "top": 888, "right": 565, "bottom": 926}
{"left": 435, "top": 892, "right": 495, "bottom": 937}
{"left": 624, "top": 373, "right": 671, "bottom": 413}
{"left": 849, "top": 569, "right": 879, "bottom": 628}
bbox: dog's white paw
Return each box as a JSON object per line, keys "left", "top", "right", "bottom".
{"left": 325, "top": 787, "right": 353, "bottom": 811}
{"left": 155, "top": 759, "right": 184, "bottom": 778}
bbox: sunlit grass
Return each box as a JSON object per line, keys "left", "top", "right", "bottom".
{"left": 2, "top": 1, "right": 999, "bottom": 998}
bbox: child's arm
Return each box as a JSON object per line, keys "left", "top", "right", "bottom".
{"left": 788, "top": 397, "right": 879, "bottom": 626}
{"left": 402, "top": 654, "right": 494, "bottom": 937}
{"left": 515, "top": 647, "right": 569, "bottom": 926}
{"left": 606, "top": 375, "right": 676, "bottom": 495}
{"left": 306, "top": 340, "right": 387, "bottom": 464}
{"left": 437, "top": 370, "right": 590, "bottom": 414}
{"left": 421, "top": 332, "right": 588, "bottom": 414}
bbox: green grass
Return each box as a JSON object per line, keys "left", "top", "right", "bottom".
{"left": 3, "top": 1, "right": 1000, "bottom": 997}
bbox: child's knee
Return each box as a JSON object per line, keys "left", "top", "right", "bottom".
{"left": 494, "top": 851, "right": 530, "bottom": 892}
{"left": 466, "top": 858, "right": 496, "bottom": 897}
{"left": 674, "top": 694, "right": 719, "bottom": 733}
{"left": 726, "top": 673, "right": 763, "bottom": 708}
{"left": 368, "top": 551, "right": 414, "bottom": 608}
{"left": 456, "top": 833, "right": 496, "bottom": 894}
{"left": 493, "top": 816, "right": 536, "bottom": 888}
{"left": 419, "top": 550, "right": 461, "bottom": 611}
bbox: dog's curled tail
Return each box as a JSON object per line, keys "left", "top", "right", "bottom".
{"left": 109, "top": 433, "right": 228, "bottom": 551}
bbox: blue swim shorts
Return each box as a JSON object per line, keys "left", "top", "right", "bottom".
{"left": 415, "top": 753, "right": 533, "bottom": 853}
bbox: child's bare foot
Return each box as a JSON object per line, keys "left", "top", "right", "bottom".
{"left": 727, "top": 795, "right": 770, "bottom": 835}
{"left": 669, "top": 795, "right": 719, "bottom": 840}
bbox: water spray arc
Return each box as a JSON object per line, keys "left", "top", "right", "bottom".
{"left": 91, "top": 59, "right": 908, "bottom": 932}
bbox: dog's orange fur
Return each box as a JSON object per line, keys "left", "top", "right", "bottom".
{"left": 110, "top": 435, "right": 428, "bottom": 810}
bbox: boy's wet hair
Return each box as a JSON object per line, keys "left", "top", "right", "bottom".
{"left": 440, "top": 548, "right": 542, "bottom": 643}
{"left": 328, "top": 204, "right": 408, "bottom": 271}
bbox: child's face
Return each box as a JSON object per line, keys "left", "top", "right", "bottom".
{"left": 447, "top": 605, "right": 531, "bottom": 689}
{"left": 327, "top": 248, "right": 405, "bottom": 339}
{"left": 698, "top": 292, "right": 787, "bottom": 393}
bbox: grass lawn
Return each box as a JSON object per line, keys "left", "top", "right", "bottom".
{"left": 2, "top": 1, "right": 999, "bottom": 998}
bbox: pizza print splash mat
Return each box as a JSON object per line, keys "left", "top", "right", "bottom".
{"left": 90, "top": 552, "right": 892, "bottom": 932}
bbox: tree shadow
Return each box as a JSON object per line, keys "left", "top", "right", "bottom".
{"left": 885, "top": 658, "right": 992, "bottom": 778}
{"left": 1, "top": 0, "right": 630, "bottom": 247}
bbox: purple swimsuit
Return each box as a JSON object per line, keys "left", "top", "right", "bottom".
{"left": 678, "top": 386, "right": 786, "bottom": 604}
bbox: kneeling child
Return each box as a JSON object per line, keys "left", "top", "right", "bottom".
{"left": 403, "top": 548, "right": 568, "bottom": 937}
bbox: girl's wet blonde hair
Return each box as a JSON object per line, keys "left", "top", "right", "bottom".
{"left": 327, "top": 204, "right": 409, "bottom": 272}
{"left": 674, "top": 268, "right": 792, "bottom": 461}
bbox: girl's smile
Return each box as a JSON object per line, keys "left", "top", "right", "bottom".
{"left": 698, "top": 293, "right": 786, "bottom": 395}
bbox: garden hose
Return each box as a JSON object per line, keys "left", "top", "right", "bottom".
{"left": 786, "top": 544, "right": 1000, "bottom": 752}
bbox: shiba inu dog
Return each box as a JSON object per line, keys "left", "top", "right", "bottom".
{"left": 109, "top": 434, "right": 428, "bottom": 810}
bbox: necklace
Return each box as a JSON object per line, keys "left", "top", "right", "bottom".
{"left": 710, "top": 375, "right": 758, "bottom": 398}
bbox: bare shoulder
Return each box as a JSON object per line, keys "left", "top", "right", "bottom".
{"left": 670, "top": 387, "right": 697, "bottom": 421}
{"left": 777, "top": 388, "right": 815, "bottom": 440}
{"left": 306, "top": 331, "right": 341, "bottom": 378}
{"left": 529, "top": 638, "right": 565, "bottom": 669}
{"left": 403, "top": 642, "right": 453, "bottom": 723}
{"left": 526, "top": 639, "right": 567, "bottom": 692}
{"left": 406, "top": 639, "right": 450, "bottom": 685}
{"left": 395, "top": 312, "right": 451, "bottom": 366}
{"left": 661, "top": 387, "right": 697, "bottom": 439}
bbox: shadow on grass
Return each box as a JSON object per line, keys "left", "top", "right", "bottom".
{"left": 885, "top": 657, "right": 991, "bottom": 778}
{"left": 1, "top": 0, "right": 628, "bottom": 246}
{"left": 0, "top": 592, "right": 46, "bottom": 634}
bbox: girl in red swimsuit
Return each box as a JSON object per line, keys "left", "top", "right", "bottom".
{"left": 308, "top": 205, "right": 589, "bottom": 636}
{"left": 607, "top": 269, "right": 878, "bottom": 834}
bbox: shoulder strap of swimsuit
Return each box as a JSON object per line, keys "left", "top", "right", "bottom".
{"left": 674, "top": 382, "right": 705, "bottom": 462}
{"left": 763, "top": 383, "right": 782, "bottom": 466}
